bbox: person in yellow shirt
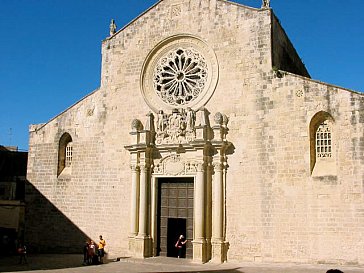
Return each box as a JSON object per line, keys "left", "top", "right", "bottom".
{"left": 98, "top": 235, "right": 106, "bottom": 264}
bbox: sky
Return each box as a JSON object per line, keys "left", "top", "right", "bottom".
{"left": 0, "top": 0, "right": 363, "bottom": 151}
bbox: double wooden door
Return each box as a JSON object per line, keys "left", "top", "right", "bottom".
{"left": 156, "top": 177, "right": 194, "bottom": 258}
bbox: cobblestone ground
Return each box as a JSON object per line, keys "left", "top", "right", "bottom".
{"left": 0, "top": 255, "right": 363, "bottom": 273}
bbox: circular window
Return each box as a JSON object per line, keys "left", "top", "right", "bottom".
{"left": 141, "top": 35, "right": 218, "bottom": 112}
{"left": 153, "top": 47, "right": 208, "bottom": 106}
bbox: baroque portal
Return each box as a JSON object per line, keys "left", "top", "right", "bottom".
{"left": 125, "top": 107, "right": 231, "bottom": 263}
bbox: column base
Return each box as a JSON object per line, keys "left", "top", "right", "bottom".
{"left": 211, "top": 241, "right": 229, "bottom": 263}
{"left": 131, "top": 236, "right": 152, "bottom": 258}
{"left": 128, "top": 236, "right": 135, "bottom": 253}
{"left": 192, "top": 239, "right": 208, "bottom": 263}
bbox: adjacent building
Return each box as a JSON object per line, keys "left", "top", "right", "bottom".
{"left": 0, "top": 146, "right": 27, "bottom": 255}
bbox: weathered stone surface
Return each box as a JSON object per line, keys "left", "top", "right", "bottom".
{"left": 26, "top": 0, "right": 364, "bottom": 265}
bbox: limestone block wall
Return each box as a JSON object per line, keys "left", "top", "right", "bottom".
{"left": 96, "top": 0, "right": 274, "bottom": 257}
{"left": 26, "top": 0, "right": 364, "bottom": 264}
{"left": 26, "top": 89, "right": 129, "bottom": 254}
{"left": 223, "top": 70, "right": 364, "bottom": 264}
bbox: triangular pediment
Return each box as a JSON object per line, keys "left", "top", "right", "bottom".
{"left": 108, "top": 0, "right": 261, "bottom": 39}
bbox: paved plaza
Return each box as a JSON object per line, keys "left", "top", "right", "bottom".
{"left": 0, "top": 254, "right": 363, "bottom": 273}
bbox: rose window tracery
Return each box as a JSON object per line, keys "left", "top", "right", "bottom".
{"left": 153, "top": 48, "right": 208, "bottom": 106}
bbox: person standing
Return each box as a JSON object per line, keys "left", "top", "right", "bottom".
{"left": 175, "top": 235, "right": 187, "bottom": 258}
{"left": 17, "top": 242, "right": 27, "bottom": 264}
{"left": 98, "top": 235, "right": 106, "bottom": 264}
{"left": 87, "top": 240, "right": 96, "bottom": 265}
{"left": 82, "top": 240, "right": 89, "bottom": 265}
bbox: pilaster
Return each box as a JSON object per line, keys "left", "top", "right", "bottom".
{"left": 192, "top": 162, "right": 208, "bottom": 263}
{"left": 128, "top": 164, "right": 140, "bottom": 252}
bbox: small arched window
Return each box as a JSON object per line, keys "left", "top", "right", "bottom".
{"left": 309, "top": 112, "right": 336, "bottom": 176}
{"left": 315, "top": 120, "right": 332, "bottom": 159}
{"left": 58, "top": 133, "right": 73, "bottom": 176}
{"left": 65, "top": 142, "right": 73, "bottom": 167}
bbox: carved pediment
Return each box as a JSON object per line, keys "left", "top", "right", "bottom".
{"left": 153, "top": 154, "right": 200, "bottom": 175}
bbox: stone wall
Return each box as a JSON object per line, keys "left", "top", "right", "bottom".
{"left": 224, "top": 68, "right": 364, "bottom": 264}
{"left": 26, "top": 0, "right": 364, "bottom": 264}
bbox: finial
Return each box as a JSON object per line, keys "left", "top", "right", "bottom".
{"left": 109, "top": 19, "right": 117, "bottom": 36}
{"left": 262, "top": 0, "right": 270, "bottom": 8}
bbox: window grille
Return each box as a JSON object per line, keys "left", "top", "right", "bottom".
{"left": 65, "top": 142, "right": 73, "bottom": 167}
{"left": 316, "top": 121, "right": 332, "bottom": 158}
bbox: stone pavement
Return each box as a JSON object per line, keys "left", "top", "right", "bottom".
{"left": 0, "top": 254, "right": 363, "bottom": 273}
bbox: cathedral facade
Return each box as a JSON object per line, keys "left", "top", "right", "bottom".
{"left": 26, "top": 0, "right": 364, "bottom": 265}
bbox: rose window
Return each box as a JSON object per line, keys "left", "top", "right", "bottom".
{"left": 153, "top": 48, "right": 208, "bottom": 106}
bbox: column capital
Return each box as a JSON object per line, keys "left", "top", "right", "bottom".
{"left": 196, "top": 162, "right": 205, "bottom": 172}
{"left": 130, "top": 164, "right": 140, "bottom": 172}
{"left": 139, "top": 164, "right": 149, "bottom": 172}
{"left": 213, "top": 162, "right": 223, "bottom": 170}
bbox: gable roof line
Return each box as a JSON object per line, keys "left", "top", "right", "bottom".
{"left": 283, "top": 70, "right": 363, "bottom": 95}
{"left": 31, "top": 88, "right": 101, "bottom": 132}
{"left": 105, "top": 0, "right": 160, "bottom": 40}
{"left": 104, "top": 0, "right": 263, "bottom": 41}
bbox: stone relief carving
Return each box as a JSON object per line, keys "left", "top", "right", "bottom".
{"left": 296, "top": 90, "right": 304, "bottom": 97}
{"left": 153, "top": 154, "right": 200, "bottom": 175}
{"left": 171, "top": 4, "right": 182, "bottom": 17}
{"left": 141, "top": 35, "right": 219, "bottom": 112}
{"left": 155, "top": 108, "right": 196, "bottom": 144}
{"left": 164, "top": 154, "right": 184, "bottom": 175}
{"left": 185, "top": 162, "right": 198, "bottom": 173}
{"left": 127, "top": 107, "right": 229, "bottom": 146}
{"left": 153, "top": 47, "right": 208, "bottom": 107}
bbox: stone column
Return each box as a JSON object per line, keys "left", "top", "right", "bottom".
{"left": 193, "top": 162, "right": 207, "bottom": 262}
{"left": 138, "top": 165, "right": 148, "bottom": 237}
{"left": 150, "top": 176, "right": 157, "bottom": 256}
{"left": 134, "top": 164, "right": 151, "bottom": 257}
{"left": 211, "top": 160, "right": 227, "bottom": 263}
{"left": 128, "top": 164, "right": 140, "bottom": 253}
{"left": 130, "top": 165, "right": 140, "bottom": 236}
{"left": 212, "top": 162, "right": 223, "bottom": 241}
{"left": 206, "top": 161, "right": 213, "bottom": 260}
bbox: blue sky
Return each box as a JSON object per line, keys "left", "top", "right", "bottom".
{"left": 0, "top": 0, "right": 363, "bottom": 151}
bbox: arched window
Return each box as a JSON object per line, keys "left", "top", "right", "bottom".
{"left": 309, "top": 112, "right": 336, "bottom": 176}
{"left": 315, "top": 120, "right": 332, "bottom": 159}
{"left": 65, "top": 142, "right": 73, "bottom": 167}
{"left": 57, "top": 133, "right": 73, "bottom": 176}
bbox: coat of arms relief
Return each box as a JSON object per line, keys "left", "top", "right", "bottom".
{"left": 155, "top": 107, "right": 197, "bottom": 144}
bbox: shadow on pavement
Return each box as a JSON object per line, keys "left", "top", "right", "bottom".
{"left": 146, "top": 269, "right": 244, "bottom": 273}
{"left": 0, "top": 254, "right": 85, "bottom": 272}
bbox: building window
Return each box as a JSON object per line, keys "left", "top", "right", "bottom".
{"left": 309, "top": 111, "right": 336, "bottom": 176}
{"left": 57, "top": 133, "right": 73, "bottom": 176}
{"left": 65, "top": 142, "right": 73, "bottom": 167}
{"left": 316, "top": 121, "right": 332, "bottom": 158}
{"left": 153, "top": 47, "right": 208, "bottom": 106}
